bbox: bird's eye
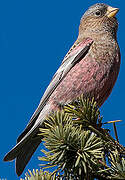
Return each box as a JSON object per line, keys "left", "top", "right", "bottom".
{"left": 95, "top": 10, "right": 101, "bottom": 16}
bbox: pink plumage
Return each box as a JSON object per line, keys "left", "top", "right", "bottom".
{"left": 4, "top": 3, "right": 121, "bottom": 176}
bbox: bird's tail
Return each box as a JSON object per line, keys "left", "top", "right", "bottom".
{"left": 3, "top": 123, "right": 41, "bottom": 176}
{"left": 16, "top": 138, "right": 41, "bottom": 176}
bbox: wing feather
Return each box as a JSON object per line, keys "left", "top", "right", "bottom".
{"left": 23, "top": 38, "right": 93, "bottom": 131}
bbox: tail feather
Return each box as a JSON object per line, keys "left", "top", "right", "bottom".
{"left": 16, "top": 138, "right": 41, "bottom": 176}
{"left": 17, "top": 114, "right": 40, "bottom": 143}
{"left": 3, "top": 123, "right": 41, "bottom": 176}
{"left": 4, "top": 107, "right": 49, "bottom": 176}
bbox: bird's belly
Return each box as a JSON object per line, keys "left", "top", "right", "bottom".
{"left": 48, "top": 56, "right": 119, "bottom": 108}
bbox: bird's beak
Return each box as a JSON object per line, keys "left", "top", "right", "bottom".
{"left": 106, "top": 6, "right": 119, "bottom": 18}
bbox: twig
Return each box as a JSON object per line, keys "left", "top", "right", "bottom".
{"left": 113, "top": 122, "right": 119, "bottom": 143}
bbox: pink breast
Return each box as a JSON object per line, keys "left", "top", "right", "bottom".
{"left": 48, "top": 53, "right": 120, "bottom": 109}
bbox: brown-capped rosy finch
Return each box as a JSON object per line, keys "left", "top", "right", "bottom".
{"left": 4, "top": 3, "right": 120, "bottom": 176}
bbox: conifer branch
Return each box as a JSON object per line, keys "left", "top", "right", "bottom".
{"left": 21, "top": 95, "right": 125, "bottom": 180}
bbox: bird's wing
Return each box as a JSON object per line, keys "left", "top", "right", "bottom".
{"left": 21, "top": 38, "right": 93, "bottom": 134}
{"left": 4, "top": 38, "right": 93, "bottom": 166}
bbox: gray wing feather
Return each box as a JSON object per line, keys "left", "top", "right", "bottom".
{"left": 25, "top": 39, "right": 93, "bottom": 128}
{"left": 3, "top": 38, "right": 93, "bottom": 172}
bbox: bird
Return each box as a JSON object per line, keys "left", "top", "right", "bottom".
{"left": 4, "top": 3, "right": 121, "bottom": 176}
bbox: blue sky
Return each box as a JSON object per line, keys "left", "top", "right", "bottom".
{"left": 0, "top": 0, "right": 125, "bottom": 179}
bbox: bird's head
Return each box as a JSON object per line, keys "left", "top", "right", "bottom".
{"left": 79, "top": 3, "right": 119, "bottom": 40}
